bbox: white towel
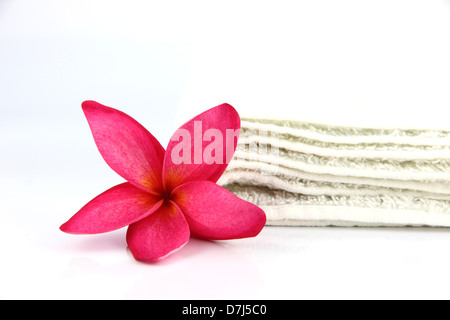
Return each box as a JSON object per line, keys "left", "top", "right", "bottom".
{"left": 219, "top": 119, "right": 450, "bottom": 227}
{"left": 175, "top": 1, "right": 450, "bottom": 227}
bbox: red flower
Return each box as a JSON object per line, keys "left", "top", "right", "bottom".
{"left": 60, "top": 101, "right": 266, "bottom": 262}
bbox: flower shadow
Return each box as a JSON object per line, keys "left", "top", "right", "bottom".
{"left": 62, "top": 236, "right": 262, "bottom": 299}
{"left": 63, "top": 229, "right": 127, "bottom": 253}
{"left": 123, "top": 238, "right": 263, "bottom": 299}
{"left": 126, "top": 237, "right": 221, "bottom": 265}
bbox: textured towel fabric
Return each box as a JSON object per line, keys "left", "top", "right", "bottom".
{"left": 174, "top": 1, "right": 450, "bottom": 227}
{"left": 217, "top": 119, "right": 450, "bottom": 226}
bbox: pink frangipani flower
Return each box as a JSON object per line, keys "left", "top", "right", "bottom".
{"left": 60, "top": 101, "right": 266, "bottom": 262}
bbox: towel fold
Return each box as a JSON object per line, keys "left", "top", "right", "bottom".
{"left": 218, "top": 119, "right": 450, "bottom": 227}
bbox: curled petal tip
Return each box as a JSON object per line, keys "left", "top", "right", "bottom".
{"left": 81, "top": 100, "right": 103, "bottom": 113}
{"left": 59, "top": 221, "right": 88, "bottom": 235}
{"left": 59, "top": 222, "right": 68, "bottom": 233}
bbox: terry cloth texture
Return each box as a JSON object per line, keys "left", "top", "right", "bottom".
{"left": 218, "top": 119, "right": 450, "bottom": 226}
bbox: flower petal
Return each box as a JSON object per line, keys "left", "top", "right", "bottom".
{"left": 60, "top": 183, "right": 163, "bottom": 234}
{"left": 82, "top": 100, "right": 165, "bottom": 194}
{"left": 126, "top": 201, "right": 190, "bottom": 262}
{"left": 163, "top": 103, "right": 240, "bottom": 191}
{"left": 172, "top": 181, "right": 266, "bottom": 240}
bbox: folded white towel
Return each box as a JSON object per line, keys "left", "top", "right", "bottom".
{"left": 218, "top": 119, "right": 450, "bottom": 226}
{"left": 175, "top": 1, "right": 450, "bottom": 227}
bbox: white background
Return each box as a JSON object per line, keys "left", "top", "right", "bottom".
{"left": 2, "top": 0, "right": 450, "bottom": 300}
